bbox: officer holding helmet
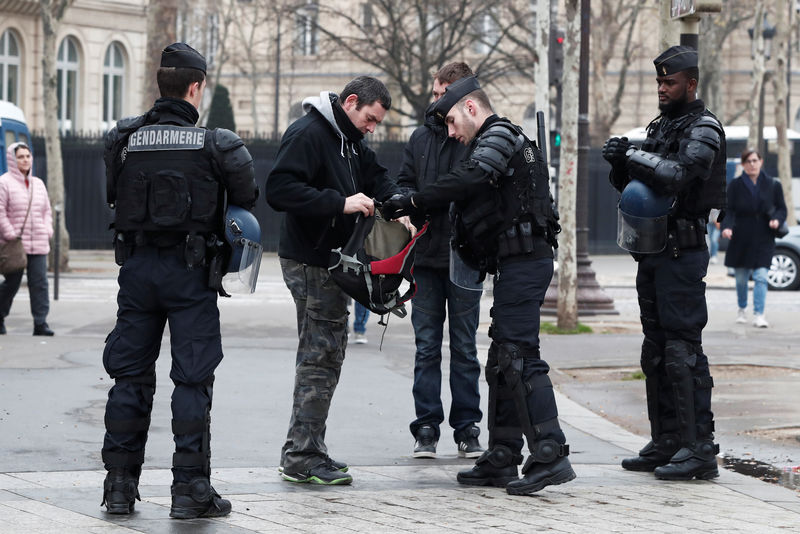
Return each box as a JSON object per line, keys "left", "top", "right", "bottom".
{"left": 602, "top": 45, "right": 726, "bottom": 481}
{"left": 101, "top": 43, "right": 258, "bottom": 518}
{"left": 382, "top": 76, "right": 573, "bottom": 495}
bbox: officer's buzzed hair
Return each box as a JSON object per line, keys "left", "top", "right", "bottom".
{"left": 456, "top": 89, "right": 492, "bottom": 112}
{"left": 685, "top": 67, "right": 699, "bottom": 83}
{"left": 157, "top": 67, "right": 206, "bottom": 99}
{"left": 340, "top": 76, "right": 392, "bottom": 111}
{"left": 434, "top": 62, "right": 474, "bottom": 85}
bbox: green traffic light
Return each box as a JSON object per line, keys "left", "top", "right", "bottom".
{"left": 554, "top": 133, "right": 561, "bottom": 147}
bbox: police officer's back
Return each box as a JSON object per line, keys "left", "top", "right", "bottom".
{"left": 100, "top": 43, "right": 257, "bottom": 518}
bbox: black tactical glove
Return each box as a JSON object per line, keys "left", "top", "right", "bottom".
{"left": 602, "top": 136, "right": 632, "bottom": 165}
{"left": 380, "top": 194, "right": 415, "bottom": 220}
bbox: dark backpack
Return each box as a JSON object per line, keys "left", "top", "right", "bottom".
{"left": 328, "top": 214, "right": 428, "bottom": 317}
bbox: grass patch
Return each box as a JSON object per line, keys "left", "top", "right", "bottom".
{"left": 540, "top": 322, "right": 593, "bottom": 335}
{"left": 622, "top": 370, "right": 646, "bottom": 381}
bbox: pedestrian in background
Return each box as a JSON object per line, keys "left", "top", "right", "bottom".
{"left": 721, "top": 148, "right": 786, "bottom": 328}
{"left": 395, "top": 62, "right": 484, "bottom": 460}
{"left": 352, "top": 300, "right": 369, "bottom": 344}
{"left": 0, "top": 142, "right": 54, "bottom": 336}
{"left": 707, "top": 209, "right": 721, "bottom": 264}
{"left": 100, "top": 43, "right": 258, "bottom": 518}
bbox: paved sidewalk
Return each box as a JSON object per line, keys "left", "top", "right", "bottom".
{"left": 0, "top": 251, "right": 797, "bottom": 533}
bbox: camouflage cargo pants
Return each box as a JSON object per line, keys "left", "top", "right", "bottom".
{"left": 279, "top": 258, "right": 349, "bottom": 472}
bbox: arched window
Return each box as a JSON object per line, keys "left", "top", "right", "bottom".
{"left": 103, "top": 42, "right": 125, "bottom": 129}
{"left": 0, "top": 30, "right": 21, "bottom": 105}
{"left": 57, "top": 36, "right": 80, "bottom": 132}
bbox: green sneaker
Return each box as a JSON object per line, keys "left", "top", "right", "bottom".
{"left": 278, "top": 458, "right": 348, "bottom": 474}
{"left": 281, "top": 460, "right": 353, "bottom": 485}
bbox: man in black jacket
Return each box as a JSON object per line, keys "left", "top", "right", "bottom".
{"left": 396, "top": 62, "right": 484, "bottom": 459}
{"left": 382, "top": 77, "right": 574, "bottom": 495}
{"left": 101, "top": 43, "right": 258, "bottom": 518}
{"left": 602, "top": 45, "right": 725, "bottom": 481}
{"left": 266, "top": 76, "right": 399, "bottom": 486}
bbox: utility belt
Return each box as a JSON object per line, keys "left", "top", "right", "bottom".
{"left": 666, "top": 217, "right": 707, "bottom": 258}
{"left": 113, "top": 231, "right": 229, "bottom": 296}
{"left": 497, "top": 221, "right": 544, "bottom": 260}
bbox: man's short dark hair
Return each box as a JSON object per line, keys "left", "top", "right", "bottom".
{"left": 456, "top": 89, "right": 492, "bottom": 112}
{"left": 157, "top": 67, "right": 206, "bottom": 98}
{"left": 340, "top": 76, "right": 392, "bottom": 111}
{"left": 684, "top": 67, "right": 699, "bottom": 84}
{"left": 434, "top": 62, "right": 474, "bottom": 85}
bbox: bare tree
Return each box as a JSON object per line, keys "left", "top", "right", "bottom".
{"left": 199, "top": 0, "right": 237, "bottom": 126}
{"left": 38, "top": 0, "right": 74, "bottom": 269}
{"left": 772, "top": 0, "right": 796, "bottom": 224}
{"left": 144, "top": 0, "right": 178, "bottom": 110}
{"left": 697, "top": 1, "right": 751, "bottom": 122}
{"left": 557, "top": 0, "right": 580, "bottom": 330}
{"left": 589, "top": 0, "right": 645, "bottom": 145}
{"left": 747, "top": 1, "right": 768, "bottom": 151}
{"left": 314, "top": 0, "right": 519, "bottom": 124}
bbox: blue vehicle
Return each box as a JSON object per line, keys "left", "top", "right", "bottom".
{"left": 0, "top": 101, "right": 32, "bottom": 173}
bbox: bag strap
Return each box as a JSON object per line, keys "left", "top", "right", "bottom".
{"left": 17, "top": 182, "right": 33, "bottom": 239}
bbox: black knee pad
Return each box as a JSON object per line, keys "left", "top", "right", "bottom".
{"left": 664, "top": 340, "right": 697, "bottom": 381}
{"left": 640, "top": 337, "right": 663, "bottom": 376}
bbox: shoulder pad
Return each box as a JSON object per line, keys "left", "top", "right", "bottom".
{"left": 117, "top": 114, "right": 147, "bottom": 134}
{"left": 213, "top": 128, "right": 245, "bottom": 152}
{"left": 470, "top": 123, "right": 525, "bottom": 178}
{"left": 689, "top": 124, "right": 721, "bottom": 150}
{"left": 693, "top": 115, "right": 723, "bottom": 134}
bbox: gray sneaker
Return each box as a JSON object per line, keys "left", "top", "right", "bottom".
{"left": 413, "top": 425, "right": 438, "bottom": 458}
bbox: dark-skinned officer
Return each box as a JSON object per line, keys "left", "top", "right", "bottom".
{"left": 382, "top": 76, "right": 575, "bottom": 495}
{"left": 602, "top": 45, "right": 726, "bottom": 481}
{"left": 101, "top": 43, "right": 258, "bottom": 517}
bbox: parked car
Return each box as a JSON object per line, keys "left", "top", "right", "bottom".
{"left": 769, "top": 225, "right": 800, "bottom": 290}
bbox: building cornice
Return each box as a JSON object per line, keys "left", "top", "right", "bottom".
{"left": 0, "top": 0, "right": 38, "bottom": 16}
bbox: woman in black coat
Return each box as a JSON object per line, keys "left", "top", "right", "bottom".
{"left": 721, "top": 148, "right": 786, "bottom": 328}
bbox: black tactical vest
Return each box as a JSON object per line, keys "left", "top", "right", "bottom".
{"left": 642, "top": 109, "right": 727, "bottom": 218}
{"left": 454, "top": 121, "right": 559, "bottom": 272}
{"left": 112, "top": 124, "right": 223, "bottom": 234}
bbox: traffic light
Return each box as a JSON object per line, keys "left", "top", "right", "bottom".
{"left": 549, "top": 27, "right": 565, "bottom": 87}
{"left": 550, "top": 129, "right": 561, "bottom": 166}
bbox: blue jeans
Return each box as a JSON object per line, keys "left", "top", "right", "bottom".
{"left": 707, "top": 222, "right": 720, "bottom": 259}
{"left": 352, "top": 302, "right": 369, "bottom": 334}
{"left": 734, "top": 267, "right": 768, "bottom": 314}
{"left": 410, "top": 266, "right": 482, "bottom": 441}
{"left": 0, "top": 254, "right": 50, "bottom": 325}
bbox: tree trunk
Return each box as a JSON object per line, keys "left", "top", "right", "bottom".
{"left": 39, "top": 0, "right": 73, "bottom": 271}
{"left": 534, "top": 0, "right": 549, "bottom": 143}
{"left": 773, "top": 0, "right": 795, "bottom": 224}
{"left": 557, "top": 0, "right": 580, "bottom": 330}
{"left": 748, "top": 2, "right": 767, "bottom": 152}
{"left": 144, "top": 0, "right": 178, "bottom": 110}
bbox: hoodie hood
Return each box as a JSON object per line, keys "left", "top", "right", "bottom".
{"left": 302, "top": 91, "right": 358, "bottom": 157}
{"left": 5, "top": 142, "right": 31, "bottom": 182}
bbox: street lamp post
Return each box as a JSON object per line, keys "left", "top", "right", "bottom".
{"left": 748, "top": 15, "right": 776, "bottom": 155}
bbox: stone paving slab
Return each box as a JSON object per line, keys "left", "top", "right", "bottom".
{"left": 1, "top": 464, "right": 799, "bottom": 533}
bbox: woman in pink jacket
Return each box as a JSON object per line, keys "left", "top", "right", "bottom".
{"left": 0, "top": 142, "right": 54, "bottom": 335}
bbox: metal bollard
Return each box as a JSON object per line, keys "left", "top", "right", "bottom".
{"left": 54, "top": 206, "right": 61, "bottom": 301}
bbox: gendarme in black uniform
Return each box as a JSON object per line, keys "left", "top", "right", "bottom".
{"left": 100, "top": 43, "right": 257, "bottom": 518}
{"left": 603, "top": 46, "right": 726, "bottom": 481}
{"left": 382, "top": 76, "right": 574, "bottom": 495}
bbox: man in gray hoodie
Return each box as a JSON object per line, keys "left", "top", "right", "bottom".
{"left": 266, "top": 76, "right": 399, "bottom": 485}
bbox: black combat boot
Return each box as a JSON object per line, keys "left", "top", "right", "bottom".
{"left": 456, "top": 444, "right": 521, "bottom": 487}
{"left": 506, "top": 440, "right": 575, "bottom": 495}
{"left": 654, "top": 439, "right": 719, "bottom": 481}
{"left": 621, "top": 433, "right": 680, "bottom": 472}
{"left": 170, "top": 478, "right": 231, "bottom": 519}
{"left": 101, "top": 467, "right": 140, "bottom": 514}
